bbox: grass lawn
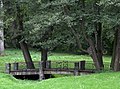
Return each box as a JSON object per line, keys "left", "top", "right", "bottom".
{"left": 0, "top": 49, "right": 111, "bottom": 72}
{"left": 0, "top": 48, "right": 111, "bottom": 62}
{"left": 0, "top": 72, "right": 120, "bottom": 89}
{"left": 0, "top": 49, "right": 118, "bottom": 89}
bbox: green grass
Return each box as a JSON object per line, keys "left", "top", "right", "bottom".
{"left": 0, "top": 49, "right": 111, "bottom": 72}
{"left": 0, "top": 72, "right": 120, "bottom": 89}
{"left": 0, "top": 48, "right": 111, "bottom": 64}
{"left": 0, "top": 49, "right": 117, "bottom": 89}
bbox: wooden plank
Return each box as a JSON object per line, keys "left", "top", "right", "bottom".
{"left": 10, "top": 69, "right": 94, "bottom": 76}
{"left": 10, "top": 71, "right": 39, "bottom": 75}
{"left": 44, "top": 71, "right": 73, "bottom": 75}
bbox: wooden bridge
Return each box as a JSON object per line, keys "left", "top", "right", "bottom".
{"left": 5, "top": 60, "right": 95, "bottom": 80}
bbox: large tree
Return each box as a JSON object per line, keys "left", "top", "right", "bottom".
{"left": 100, "top": 0, "right": 120, "bottom": 71}
{"left": 3, "top": 0, "right": 35, "bottom": 69}
{"left": 25, "top": 0, "right": 104, "bottom": 70}
{"left": 16, "top": 2, "right": 35, "bottom": 69}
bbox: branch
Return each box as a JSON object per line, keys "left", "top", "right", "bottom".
{"left": 70, "top": 26, "right": 88, "bottom": 53}
{"left": 62, "top": 3, "right": 88, "bottom": 53}
{"left": 40, "top": 25, "right": 54, "bottom": 42}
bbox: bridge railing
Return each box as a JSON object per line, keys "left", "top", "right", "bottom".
{"left": 5, "top": 61, "right": 40, "bottom": 73}
{"left": 45, "top": 60, "right": 86, "bottom": 70}
{"left": 5, "top": 60, "right": 97, "bottom": 73}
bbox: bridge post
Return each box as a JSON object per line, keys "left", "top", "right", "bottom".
{"left": 79, "top": 61, "right": 85, "bottom": 70}
{"left": 46, "top": 61, "right": 51, "bottom": 69}
{"left": 5, "top": 63, "right": 11, "bottom": 74}
{"left": 74, "top": 62, "right": 79, "bottom": 76}
{"left": 39, "top": 61, "right": 45, "bottom": 80}
{"left": 13, "top": 63, "right": 19, "bottom": 70}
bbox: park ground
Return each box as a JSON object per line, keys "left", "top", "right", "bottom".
{"left": 0, "top": 49, "right": 120, "bottom": 89}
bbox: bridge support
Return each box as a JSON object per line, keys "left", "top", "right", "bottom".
{"left": 6, "top": 63, "right": 11, "bottom": 74}
{"left": 13, "top": 63, "right": 19, "bottom": 70}
{"left": 74, "top": 62, "right": 79, "bottom": 76}
{"left": 39, "top": 61, "right": 45, "bottom": 80}
{"left": 46, "top": 61, "right": 51, "bottom": 68}
{"left": 74, "top": 61, "right": 86, "bottom": 76}
{"left": 79, "top": 61, "right": 85, "bottom": 70}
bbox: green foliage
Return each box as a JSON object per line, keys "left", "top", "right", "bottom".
{"left": 3, "top": 0, "right": 120, "bottom": 54}
{"left": 24, "top": 0, "right": 97, "bottom": 50}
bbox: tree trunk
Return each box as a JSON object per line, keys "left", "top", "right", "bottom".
{"left": 113, "top": 26, "right": 120, "bottom": 71}
{"left": 70, "top": 24, "right": 102, "bottom": 70}
{"left": 93, "top": 0, "right": 104, "bottom": 69}
{"left": 80, "top": 0, "right": 102, "bottom": 70}
{"left": 41, "top": 48, "right": 48, "bottom": 68}
{"left": 41, "top": 48, "right": 52, "bottom": 79}
{"left": 63, "top": 0, "right": 103, "bottom": 70}
{"left": 0, "top": 0, "right": 4, "bottom": 56}
{"left": 110, "top": 27, "right": 117, "bottom": 70}
{"left": 16, "top": 3, "right": 35, "bottom": 69}
{"left": 95, "top": 22, "right": 104, "bottom": 69}
{"left": 87, "top": 39, "right": 101, "bottom": 70}
{"left": 20, "top": 41, "right": 35, "bottom": 69}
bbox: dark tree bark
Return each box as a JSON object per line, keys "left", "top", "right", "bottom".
{"left": 41, "top": 48, "right": 48, "bottom": 68}
{"left": 111, "top": 26, "right": 120, "bottom": 71}
{"left": 94, "top": 22, "right": 104, "bottom": 68}
{"left": 110, "top": 28, "right": 117, "bottom": 70}
{"left": 41, "top": 48, "right": 48, "bottom": 61}
{"left": 20, "top": 41, "right": 35, "bottom": 69}
{"left": 80, "top": 0, "right": 102, "bottom": 70}
{"left": 93, "top": 0, "right": 104, "bottom": 69}
{"left": 70, "top": 27, "right": 88, "bottom": 53}
{"left": 16, "top": 3, "right": 35, "bottom": 69}
{"left": 86, "top": 39, "right": 101, "bottom": 70}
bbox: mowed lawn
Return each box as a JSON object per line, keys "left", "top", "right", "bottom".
{"left": 0, "top": 49, "right": 111, "bottom": 69}
{"left": 0, "top": 49, "right": 118, "bottom": 89}
{"left": 1, "top": 72, "right": 120, "bottom": 89}
{"left": 0, "top": 49, "right": 111, "bottom": 72}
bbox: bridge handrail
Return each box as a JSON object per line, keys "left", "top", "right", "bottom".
{"left": 5, "top": 60, "right": 101, "bottom": 74}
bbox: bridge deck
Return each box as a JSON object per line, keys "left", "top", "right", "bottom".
{"left": 9, "top": 68, "right": 94, "bottom": 75}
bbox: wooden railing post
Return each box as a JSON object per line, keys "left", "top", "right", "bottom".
{"left": 79, "top": 61, "right": 85, "bottom": 70}
{"left": 39, "top": 61, "right": 44, "bottom": 80}
{"left": 13, "top": 63, "right": 19, "bottom": 70}
{"left": 5, "top": 63, "right": 11, "bottom": 74}
{"left": 74, "top": 62, "right": 79, "bottom": 76}
{"left": 46, "top": 61, "right": 51, "bottom": 69}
